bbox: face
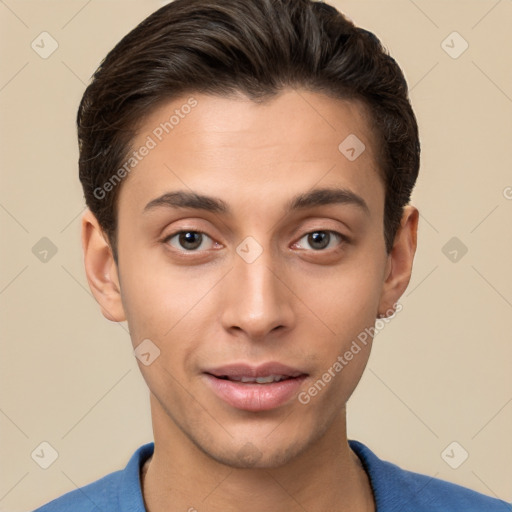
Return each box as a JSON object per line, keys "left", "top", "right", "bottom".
{"left": 83, "top": 89, "right": 417, "bottom": 469}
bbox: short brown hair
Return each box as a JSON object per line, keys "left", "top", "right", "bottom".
{"left": 77, "top": 0, "right": 420, "bottom": 262}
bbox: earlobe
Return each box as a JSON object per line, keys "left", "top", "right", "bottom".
{"left": 377, "top": 205, "right": 419, "bottom": 317}
{"left": 81, "top": 209, "right": 126, "bottom": 322}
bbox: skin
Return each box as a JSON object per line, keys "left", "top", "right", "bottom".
{"left": 82, "top": 89, "right": 418, "bottom": 512}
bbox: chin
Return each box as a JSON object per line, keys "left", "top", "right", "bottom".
{"left": 204, "top": 439, "right": 307, "bottom": 469}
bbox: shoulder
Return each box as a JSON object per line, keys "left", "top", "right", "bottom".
{"left": 32, "top": 443, "right": 154, "bottom": 512}
{"left": 349, "top": 440, "right": 511, "bottom": 512}
{"left": 32, "top": 471, "right": 121, "bottom": 512}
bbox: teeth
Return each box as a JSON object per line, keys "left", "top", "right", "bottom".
{"left": 228, "top": 375, "right": 288, "bottom": 384}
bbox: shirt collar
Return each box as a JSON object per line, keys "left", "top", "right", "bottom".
{"left": 118, "top": 442, "right": 154, "bottom": 511}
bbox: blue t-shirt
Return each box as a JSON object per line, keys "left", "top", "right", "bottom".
{"left": 33, "top": 440, "right": 511, "bottom": 511}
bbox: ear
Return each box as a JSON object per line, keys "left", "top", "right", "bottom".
{"left": 377, "top": 205, "right": 419, "bottom": 316}
{"left": 81, "top": 208, "right": 126, "bottom": 322}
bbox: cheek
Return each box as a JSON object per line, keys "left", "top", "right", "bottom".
{"left": 117, "top": 235, "right": 191, "bottom": 337}
{"left": 117, "top": 249, "right": 214, "bottom": 376}
{"left": 299, "top": 252, "right": 383, "bottom": 403}
{"left": 301, "top": 269, "right": 380, "bottom": 408}
{"left": 119, "top": 275, "right": 168, "bottom": 346}
{"left": 307, "top": 255, "right": 384, "bottom": 339}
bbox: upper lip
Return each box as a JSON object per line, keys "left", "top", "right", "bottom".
{"left": 204, "top": 362, "right": 307, "bottom": 379}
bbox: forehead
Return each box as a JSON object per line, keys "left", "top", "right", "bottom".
{"left": 117, "top": 89, "right": 384, "bottom": 220}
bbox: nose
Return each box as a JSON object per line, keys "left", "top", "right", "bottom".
{"left": 220, "top": 243, "right": 295, "bottom": 341}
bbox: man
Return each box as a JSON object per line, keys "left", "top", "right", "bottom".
{"left": 34, "top": 0, "right": 511, "bottom": 510}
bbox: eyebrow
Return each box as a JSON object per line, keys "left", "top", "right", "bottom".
{"left": 143, "top": 187, "right": 370, "bottom": 216}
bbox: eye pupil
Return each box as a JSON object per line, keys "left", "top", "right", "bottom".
{"left": 308, "top": 231, "right": 330, "bottom": 250}
{"left": 179, "top": 231, "right": 202, "bottom": 250}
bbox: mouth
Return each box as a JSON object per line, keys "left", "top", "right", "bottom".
{"left": 213, "top": 374, "right": 296, "bottom": 384}
{"left": 203, "top": 363, "right": 308, "bottom": 412}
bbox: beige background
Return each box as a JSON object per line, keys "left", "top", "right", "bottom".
{"left": 0, "top": 0, "right": 511, "bottom": 510}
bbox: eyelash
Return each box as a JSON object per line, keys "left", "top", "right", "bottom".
{"left": 162, "top": 229, "right": 350, "bottom": 254}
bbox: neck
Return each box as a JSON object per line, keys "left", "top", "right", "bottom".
{"left": 141, "top": 395, "right": 375, "bottom": 512}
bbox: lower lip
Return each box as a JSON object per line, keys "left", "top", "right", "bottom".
{"left": 203, "top": 374, "right": 307, "bottom": 412}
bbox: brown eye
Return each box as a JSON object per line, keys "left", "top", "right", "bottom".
{"left": 165, "top": 231, "right": 214, "bottom": 251}
{"left": 307, "top": 232, "right": 330, "bottom": 250}
{"left": 296, "top": 231, "right": 347, "bottom": 251}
